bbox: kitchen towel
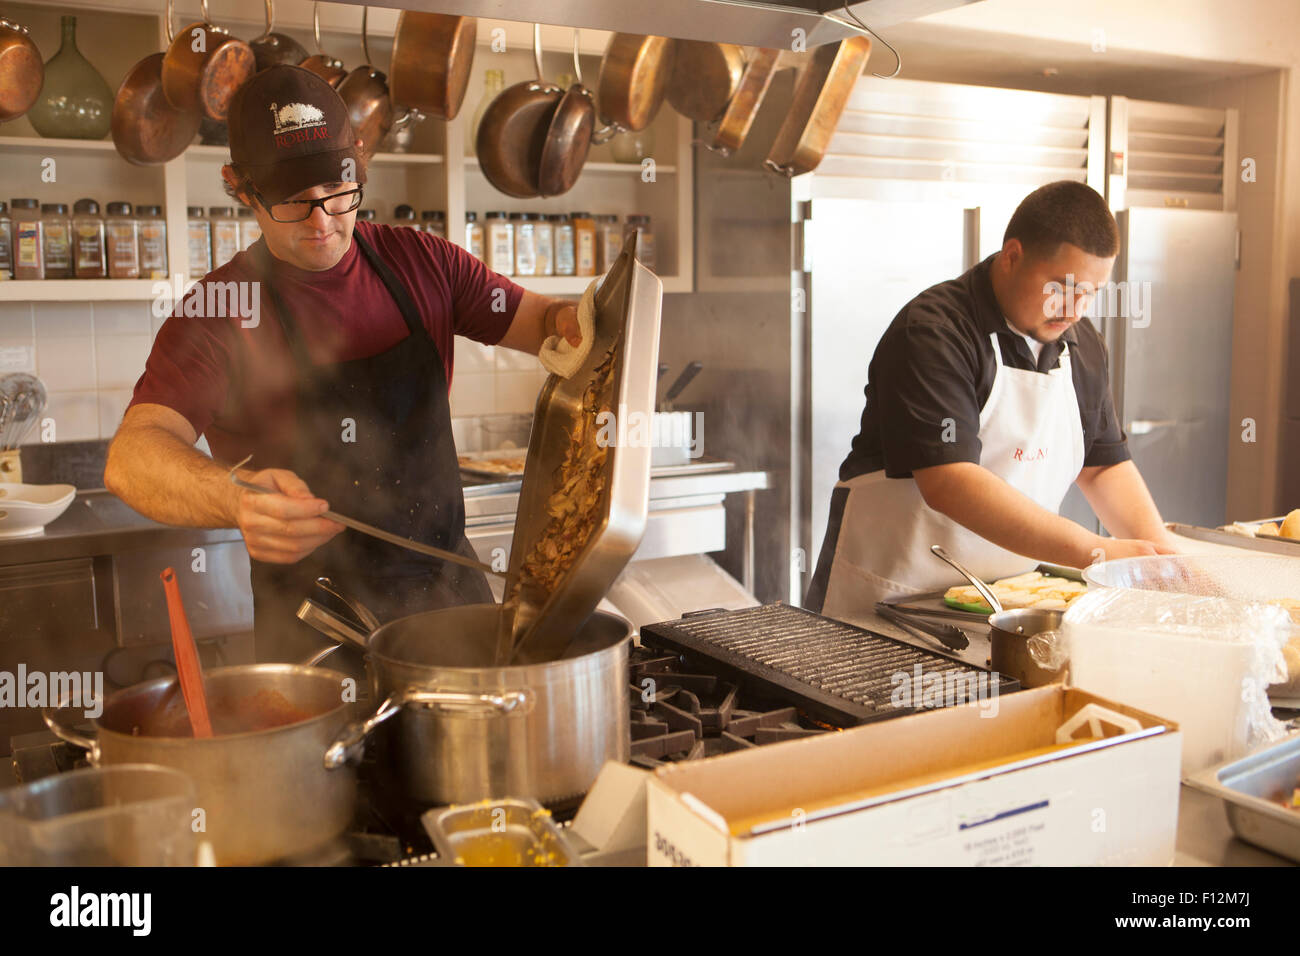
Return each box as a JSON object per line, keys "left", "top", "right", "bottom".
{"left": 539, "top": 276, "right": 598, "bottom": 379}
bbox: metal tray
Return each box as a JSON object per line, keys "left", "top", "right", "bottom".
{"left": 1169, "top": 521, "right": 1300, "bottom": 555}
{"left": 880, "top": 563, "right": 1085, "bottom": 623}
{"left": 421, "top": 798, "right": 584, "bottom": 867}
{"left": 500, "top": 232, "right": 662, "bottom": 662}
{"left": 457, "top": 448, "right": 527, "bottom": 479}
{"left": 1186, "top": 734, "right": 1300, "bottom": 863}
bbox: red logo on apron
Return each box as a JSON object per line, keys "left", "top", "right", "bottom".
{"left": 1013, "top": 447, "right": 1048, "bottom": 462}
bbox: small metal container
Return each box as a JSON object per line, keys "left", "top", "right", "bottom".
{"left": 1187, "top": 734, "right": 1300, "bottom": 863}
{"left": 422, "top": 798, "right": 584, "bottom": 866}
{"left": 988, "top": 607, "right": 1066, "bottom": 688}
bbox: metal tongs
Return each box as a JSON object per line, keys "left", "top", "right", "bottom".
{"left": 228, "top": 455, "right": 503, "bottom": 578}
{"left": 874, "top": 603, "right": 969, "bottom": 652}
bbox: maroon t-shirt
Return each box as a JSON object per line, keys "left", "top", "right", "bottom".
{"left": 130, "top": 220, "right": 525, "bottom": 468}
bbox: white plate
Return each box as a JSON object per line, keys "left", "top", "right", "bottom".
{"left": 0, "top": 483, "right": 76, "bottom": 538}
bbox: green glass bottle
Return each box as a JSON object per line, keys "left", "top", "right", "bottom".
{"left": 27, "top": 15, "right": 113, "bottom": 140}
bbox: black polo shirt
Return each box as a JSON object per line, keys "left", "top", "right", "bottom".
{"left": 839, "top": 253, "right": 1130, "bottom": 481}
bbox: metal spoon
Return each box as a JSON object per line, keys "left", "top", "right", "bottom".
{"left": 228, "top": 455, "right": 504, "bottom": 578}
{"left": 930, "top": 544, "right": 1004, "bottom": 614}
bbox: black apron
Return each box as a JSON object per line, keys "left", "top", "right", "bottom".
{"left": 247, "top": 232, "right": 492, "bottom": 670}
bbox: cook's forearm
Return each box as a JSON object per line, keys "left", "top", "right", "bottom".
{"left": 1076, "top": 460, "right": 1169, "bottom": 543}
{"left": 915, "top": 462, "right": 1102, "bottom": 568}
{"left": 105, "top": 425, "right": 242, "bottom": 528}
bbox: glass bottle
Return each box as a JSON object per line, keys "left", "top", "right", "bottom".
{"left": 356, "top": 209, "right": 377, "bottom": 223}
{"left": 72, "top": 198, "right": 106, "bottom": 278}
{"left": 12, "top": 199, "right": 43, "bottom": 280}
{"left": 624, "top": 214, "right": 656, "bottom": 271}
{"left": 535, "top": 214, "right": 555, "bottom": 277}
{"left": 470, "top": 69, "right": 506, "bottom": 154}
{"left": 610, "top": 127, "right": 657, "bottom": 164}
{"left": 554, "top": 213, "right": 575, "bottom": 277}
{"left": 237, "top": 207, "right": 261, "bottom": 250}
{"left": 464, "top": 211, "right": 484, "bottom": 260}
{"left": 105, "top": 202, "right": 140, "bottom": 279}
{"left": 137, "top": 205, "right": 167, "bottom": 280}
{"left": 0, "top": 202, "right": 12, "bottom": 280}
{"left": 596, "top": 214, "right": 622, "bottom": 272}
{"left": 420, "top": 210, "right": 446, "bottom": 238}
{"left": 26, "top": 16, "right": 114, "bottom": 140}
{"left": 570, "top": 211, "right": 597, "bottom": 277}
{"left": 209, "top": 206, "right": 240, "bottom": 269}
{"left": 514, "top": 212, "right": 537, "bottom": 277}
{"left": 41, "top": 203, "right": 73, "bottom": 279}
{"left": 187, "top": 206, "right": 211, "bottom": 279}
{"left": 485, "top": 211, "right": 514, "bottom": 275}
{"left": 392, "top": 204, "right": 417, "bottom": 229}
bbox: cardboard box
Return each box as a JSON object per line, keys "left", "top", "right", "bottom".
{"left": 647, "top": 686, "right": 1181, "bottom": 866}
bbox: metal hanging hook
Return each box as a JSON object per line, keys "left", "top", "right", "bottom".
{"left": 313, "top": 1, "right": 324, "bottom": 54}
{"left": 361, "top": 5, "right": 372, "bottom": 67}
{"left": 164, "top": 0, "right": 175, "bottom": 43}
{"left": 572, "top": 29, "right": 583, "bottom": 86}
{"left": 839, "top": 2, "right": 901, "bottom": 79}
{"left": 255, "top": 0, "right": 273, "bottom": 41}
{"left": 532, "top": 22, "right": 545, "bottom": 85}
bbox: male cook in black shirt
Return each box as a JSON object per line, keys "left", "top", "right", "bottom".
{"left": 805, "top": 181, "right": 1175, "bottom": 623}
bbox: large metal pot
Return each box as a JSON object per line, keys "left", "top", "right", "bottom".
{"left": 43, "top": 663, "right": 358, "bottom": 865}
{"left": 314, "top": 600, "right": 631, "bottom": 807}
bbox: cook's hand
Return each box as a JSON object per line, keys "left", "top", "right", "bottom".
{"left": 551, "top": 304, "right": 582, "bottom": 347}
{"left": 236, "top": 468, "right": 344, "bottom": 563}
{"left": 1087, "top": 536, "right": 1175, "bottom": 563}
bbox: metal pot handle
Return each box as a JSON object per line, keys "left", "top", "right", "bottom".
{"left": 41, "top": 700, "right": 101, "bottom": 764}
{"left": 322, "top": 686, "right": 531, "bottom": 769}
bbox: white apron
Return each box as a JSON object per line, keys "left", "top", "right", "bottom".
{"left": 820, "top": 333, "right": 1086, "bottom": 624}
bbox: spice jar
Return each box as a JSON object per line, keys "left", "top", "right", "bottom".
{"left": 513, "top": 212, "right": 537, "bottom": 276}
{"left": 11, "top": 199, "right": 43, "bottom": 280}
{"left": 535, "top": 214, "right": 555, "bottom": 277}
{"left": 41, "top": 203, "right": 73, "bottom": 279}
{"left": 137, "top": 205, "right": 167, "bottom": 280}
{"left": 210, "top": 207, "right": 240, "bottom": 270}
{"left": 392, "top": 204, "right": 417, "bottom": 228}
{"left": 356, "top": 209, "right": 376, "bottom": 223}
{"left": 485, "top": 211, "right": 514, "bottom": 275}
{"left": 0, "top": 202, "right": 12, "bottom": 279}
{"left": 596, "top": 214, "right": 621, "bottom": 273}
{"left": 72, "top": 199, "right": 106, "bottom": 279}
{"left": 554, "top": 213, "right": 575, "bottom": 276}
{"left": 464, "top": 211, "right": 484, "bottom": 261}
{"left": 570, "top": 211, "right": 597, "bottom": 277}
{"left": 624, "top": 214, "right": 656, "bottom": 271}
{"left": 237, "top": 207, "right": 261, "bottom": 250}
{"left": 421, "top": 210, "right": 446, "bottom": 238}
{"left": 187, "top": 206, "right": 211, "bottom": 278}
{"left": 105, "top": 202, "right": 141, "bottom": 279}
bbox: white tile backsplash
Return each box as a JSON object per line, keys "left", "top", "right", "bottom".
{"left": 495, "top": 345, "right": 539, "bottom": 371}
{"left": 448, "top": 371, "right": 495, "bottom": 417}
{"left": 92, "top": 301, "right": 152, "bottom": 336}
{"left": 495, "top": 370, "right": 542, "bottom": 415}
{"left": 453, "top": 337, "right": 496, "bottom": 374}
{"left": 43, "top": 391, "right": 100, "bottom": 443}
{"left": 97, "top": 388, "right": 133, "bottom": 439}
{"left": 95, "top": 333, "right": 151, "bottom": 389}
{"left": 0, "top": 302, "right": 34, "bottom": 339}
{"left": 34, "top": 338, "right": 95, "bottom": 392}
{"left": 34, "top": 302, "right": 93, "bottom": 339}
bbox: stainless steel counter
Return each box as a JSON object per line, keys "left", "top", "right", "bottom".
{"left": 855, "top": 609, "right": 1296, "bottom": 868}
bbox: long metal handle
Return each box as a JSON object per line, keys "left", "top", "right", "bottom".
{"left": 41, "top": 704, "right": 100, "bottom": 763}
{"left": 228, "top": 463, "right": 503, "bottom": 578}
{"left": 296, "top": 598, "right": 371, "bottom": 652}
{"left": 323, "top": 687, "right": 530, "bottom": 768}
{"left": 874, "top": 603, "right": 970, "bottom": 651}
{"left": 930, "top": 544, "right": 1004, "bottom": 614}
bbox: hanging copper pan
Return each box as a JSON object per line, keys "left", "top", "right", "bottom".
{"left": 706, "top": 47, "right": 781, "bottom": 156}
{"left": 161, "top": 0, "right": 255, "bottom": 122}
{"left": 336, "top": 6, "right": 397, "bottom": 161}
{"left": 765, "top": 35, "right": 871, "bottom": 177}
{"left": 249, "top": 0, "right": 308, "bottom": 71}
{"left": 0, "top": 16, "right": 43, "bottom": 123}
{"left": 666, "top": 40, "right": 745, "bottom": 123}
{"left": 475, "top": 24, "right": 562, "bottom": 199}
{"left": 389, "top": 10, "right": 476, "bottom": 121}
{"left": 595, "top": 33, "right": 671, "bottom": 133}
{"left": 299, "top": 2, "right": 346, "bottom": 88}
{"left": 112, "top": 2, "right": 201, "bottom": 165}
{"left": 537, "top": 31, "right": 595, "bottom": 198}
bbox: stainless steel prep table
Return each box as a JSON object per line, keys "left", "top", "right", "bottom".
{"left": 857, "top": 608, "right": 1295, "bottom": 867}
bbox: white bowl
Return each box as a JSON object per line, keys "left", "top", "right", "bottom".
{"left": 0, "top": 483, "right": 76, "bottom": 538}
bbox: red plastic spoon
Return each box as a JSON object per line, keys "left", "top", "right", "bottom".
{"left": 160, "top": 567, "right": 213, "bottom": 738}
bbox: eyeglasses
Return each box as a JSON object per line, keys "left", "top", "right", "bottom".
{"left": 253, "top": 186, "right": 364, "bottom": 223}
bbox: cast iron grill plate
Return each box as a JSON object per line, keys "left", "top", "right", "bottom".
{"left": 639, "top": 604, "right": 1019, "bottom": 727}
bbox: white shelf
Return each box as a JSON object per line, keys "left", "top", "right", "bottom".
{"left": 0, "top": 135, "right": 117, "bottom": 153}
{"left": 185, "top": 144, "right": 445, "bottom": 166}
{"left": 463, "top": 156, "right": 677, "bottom": 175}
{"left": 0, "top": 279, "right": 160, "bottom": 302}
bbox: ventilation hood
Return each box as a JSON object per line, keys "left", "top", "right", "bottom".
{"left": 326, "top": 0, "right": 981, "bottom": 48}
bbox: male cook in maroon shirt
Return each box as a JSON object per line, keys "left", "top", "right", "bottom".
{"left": 104, "top": 66, "right": 581, "bottom": 665}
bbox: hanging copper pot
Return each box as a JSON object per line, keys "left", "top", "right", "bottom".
{"left": 299, "top": 2, "right": 345, "bottom": 89}
{"left": 0, "top": 16, "right": 43, "bottom": 123}
{"left": 111, "top": 2, "right": 200, "bottom": 165}
{"left": 161, "top": 0, "right": 255, "bottom": 123}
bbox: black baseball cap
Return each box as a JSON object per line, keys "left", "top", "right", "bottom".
{"left": 227, "top": 65, "right": 365, "bottom": 205}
